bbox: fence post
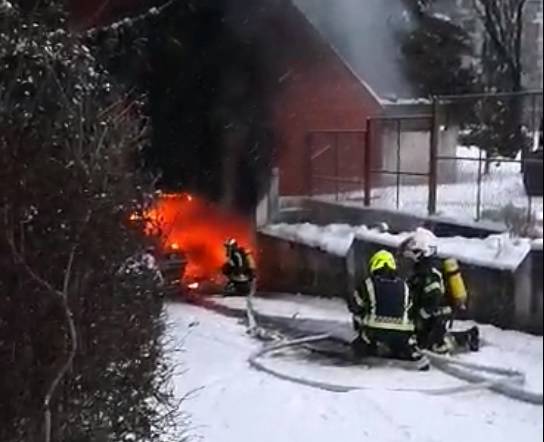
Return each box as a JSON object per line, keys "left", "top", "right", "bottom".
{"left": 428, "top": 98, "right": 439, "bottom": 215}
{"left": 364, "top": 119, "right": 372, "bottom": 207}
{"left": 396, "top": 119, "right": 401, "bottom": 210}
{"left": 306, "top": 132, "right": 313, "bottom": 197}
{"left": 334, "top": 133, "right": 339, "bottom": 201}
{"left": 476, "top": 147, "right": 483, "bottom": 221}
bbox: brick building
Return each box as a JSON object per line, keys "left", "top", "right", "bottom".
{"left": 262, "top": 0, "right": 456, "bottom": 196}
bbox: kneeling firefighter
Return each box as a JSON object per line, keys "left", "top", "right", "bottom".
{"left": 222, "top": 238, "right": 256, "bottom": 296}
{"left": 400, "top": 228, "right": 479, "bottom": 354}
{"left": 348, "top": 250, "right": 427, "bottom": 368}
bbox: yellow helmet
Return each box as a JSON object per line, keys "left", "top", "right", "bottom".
{"left": 369, "top": 250, "right": 397, "bottom": 273}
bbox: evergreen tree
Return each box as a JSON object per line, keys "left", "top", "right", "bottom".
{"left": 400, "top": 1, "right": 477, "bottom": 97}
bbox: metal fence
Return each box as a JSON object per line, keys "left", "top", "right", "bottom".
{"left": 364, "top": 114, "right": 434, "bottom": 211}
{"left": 307, "top": 129, "right": 367, "bottom": 200}
{"left": 304, "top": 90, "right": 543, "bottom": 226}
{"left": 434, "top": 91, "right": 543, "bottom": 223}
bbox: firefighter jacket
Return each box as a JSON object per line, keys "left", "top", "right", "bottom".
{"left": 223, "top": 247, "right": 256, "bottom": 282}
{"left": 350, "top": 273, "right": 415, "bottom": 333}
{"left": 408, "top": 258, "right": 452, "bottom": 320}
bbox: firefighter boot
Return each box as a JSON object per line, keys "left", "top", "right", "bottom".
{"left": 468, "top": 326, "right": 480, "bottom": 352}
{"left": 351, "top": 334, "right": 377, "bottom": 359}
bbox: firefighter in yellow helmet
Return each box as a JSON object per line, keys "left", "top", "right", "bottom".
{"left": 222, "top": 238, "right": 256, "bottom": 296}
{"left": 400, "top": 228, "right": 479, "bottom": 354}
{"left": 348, "top": 250, "right": 427, "bottom": 369}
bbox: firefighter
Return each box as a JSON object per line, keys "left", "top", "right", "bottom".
{"left": 400, "top": 228, "right": 479, "bottom": 354}
{"left": 222, "top": 238, "right": 256, "bottom": 296}
{"left": 348, "top": 250, "right": 426, "bottom": 368}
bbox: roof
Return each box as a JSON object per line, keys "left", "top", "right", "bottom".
{"left": 292, "top": 0, "right": 418, "bottom": 100}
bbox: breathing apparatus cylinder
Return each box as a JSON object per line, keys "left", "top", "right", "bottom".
{"left": 443, "top": 258, "right": 467, "bottom": 308}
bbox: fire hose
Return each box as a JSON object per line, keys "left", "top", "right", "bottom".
{"left": 245, "top": 291, "right": 543, "bottom": 405}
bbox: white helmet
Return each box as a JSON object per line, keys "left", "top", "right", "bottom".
{"left": 400, "top": 227, "right": 438, "bottom": 261}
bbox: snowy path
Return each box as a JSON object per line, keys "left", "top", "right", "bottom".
{"left": 166, "top": 299, "right": 542, "bottom": 442}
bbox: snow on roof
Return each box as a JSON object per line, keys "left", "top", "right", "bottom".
{"left": 380, "top": 97, "right": 432, "bottom": 106}
{"left": 262, "top": 223, "right": 533, "bottom": 271}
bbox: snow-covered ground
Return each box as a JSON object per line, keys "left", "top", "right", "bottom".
{"left": 166, "top": 296, "right": 543, "bottom": 442}
{"left": 313, "top": 146, "right": 543, "bottom": 230}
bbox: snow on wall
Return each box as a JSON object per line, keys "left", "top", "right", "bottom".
{"left": 262, "top": 222, "right": 533, "bottom": 271}
{"left": 262, "top": 223, "right": 355, "bottom": 257}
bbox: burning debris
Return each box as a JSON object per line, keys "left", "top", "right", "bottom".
{"left": 140, "top": 192, "right": 254, "bottom": 293}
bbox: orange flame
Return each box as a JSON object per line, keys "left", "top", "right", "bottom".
{"left": 147, "top": 192, "right": 253, "bottom": 283}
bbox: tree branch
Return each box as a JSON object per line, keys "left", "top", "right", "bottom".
{"left": 43, "top": 246, "right": 78, "bottom": 442}
{"left": 85, "top": 0, "right": 179, "bottom": 37}
{"left": 5, "top": 229, "right": 77, "bottom": 442}
{"left": 5, "top": 204, "right": 90, "bottom": 442}
{"left": 475, "top": 0, "right": 519, "bottom": 83}
{"left": 513, "top": 0, "right": 527, "bottom": 75}
{"left": 6, "top": 232, "right": 63, "bottom": 298}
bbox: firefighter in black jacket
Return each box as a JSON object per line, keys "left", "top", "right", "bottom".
{"left": 222, "top": 238, "right": 256, "bottom": 296}
{"left": 401, "top": 229, "right": 479, "bottom": 354}
{"left": 348, "top": 250, "right": 426, "bottom": 367}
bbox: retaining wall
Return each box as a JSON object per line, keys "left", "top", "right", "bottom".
{"left": 277, "top": 198, "right": 504, "bottom": 238}
{"left": 257, "top": 230, "right": 543, "bottom": 334}
{"left": 256, "top": 232, "right": 355, "bottom": 301}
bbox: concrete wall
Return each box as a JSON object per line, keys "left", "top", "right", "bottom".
{"left": 256, "top": 232, "right": 355, "bottom": 300}
{"left": 257, "top": 229, "right": 543, "bottom": 334}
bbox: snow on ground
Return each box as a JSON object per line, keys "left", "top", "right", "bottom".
{"left": 217, "top": 293, "right": 349, "bottom": 323}
{"left": 314, "top": 146, "right": 543, "bottom": 229}
{"left": 262, "top": 222, "right": 533, "bottom": 271}
{"left": 166, "top": 297, "right": 542, "bottom": 442}
{"left": 215, "top": 294, "right": 543, "bottom": 393}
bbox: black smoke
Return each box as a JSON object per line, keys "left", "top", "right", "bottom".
{"left": 142, "top": 0, "right": 276, "bottom": 214}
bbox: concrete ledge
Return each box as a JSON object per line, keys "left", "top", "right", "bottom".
{"left": 277, "top": 199, "right": 504, "bottom": 238}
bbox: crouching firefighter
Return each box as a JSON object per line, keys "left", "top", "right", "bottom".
{"left": 222, "top": 238, "right": 256, "bottom": 296}
{"left": 400, "top": 229, "right": 479, "bottom": 354}
{"left": 348, "top": 250, "right": 428, "bottom": 369}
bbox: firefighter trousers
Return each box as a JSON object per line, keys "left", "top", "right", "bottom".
{"left": 353, "top": 327, "right": 422, "bottom": 362}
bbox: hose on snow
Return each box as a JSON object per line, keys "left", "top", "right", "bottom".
{"left": 423, "top": 350, "right": 543, "bottom": 405}
{"left": 248, "top": 333, "right": 524, "bottom": 396}
{"left": 245, "top": 291, "right": 543, "bottom": 405}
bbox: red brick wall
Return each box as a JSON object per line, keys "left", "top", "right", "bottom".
{"left": 267, "top": 4, "right": 383, "bottom": 196}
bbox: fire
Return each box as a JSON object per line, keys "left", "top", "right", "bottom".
{"left": 145, "top": 192, "right": 253, "bottom": 283}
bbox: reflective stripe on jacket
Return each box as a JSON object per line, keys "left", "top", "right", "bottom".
{"left": 358, "top": 276, "right": 415, "bottom": 332}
